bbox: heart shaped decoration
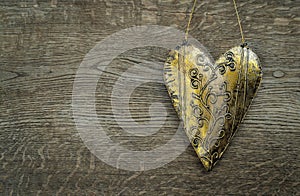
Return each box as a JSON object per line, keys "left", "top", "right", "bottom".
{"left": 164, "top": 42, "right": 262, "bottom": 171}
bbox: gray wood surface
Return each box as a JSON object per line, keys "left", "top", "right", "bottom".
{"left": 0, "top": 0, "right": 299, "bottom": 195}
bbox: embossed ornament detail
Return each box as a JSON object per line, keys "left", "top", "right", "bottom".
{"left": 164, "top": 42, "right": 262, "bottom": 171}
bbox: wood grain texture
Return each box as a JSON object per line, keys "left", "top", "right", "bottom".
{"left": 0, "top": 0, "right": 299, "bottom": 195}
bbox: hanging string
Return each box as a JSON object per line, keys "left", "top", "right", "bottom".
{"left": 232, "top": 0, "right": 245, "bottom": 44}
{"left": 185, "top": 0, "right": 197, "bottom": 41}
{"left": 185, "top": 0, "right": 245, "bottom": 44}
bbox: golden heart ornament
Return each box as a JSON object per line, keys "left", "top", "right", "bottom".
{"left": 164, "top": 42, "right": 262, "bottom": 171}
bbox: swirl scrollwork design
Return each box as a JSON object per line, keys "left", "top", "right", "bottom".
{"left": 217, "top": 51, "right": 236, "bottom": 75}
{"left": 189, "top": 59, "right": 235, "bottom": 163}
{"left": 190, "top": 102, "right": 208, "bottom": 129}
{"left": 192, "top": 135, "right": 203, "bottom": 148}
{"left": 189, "top": 68, "right": 203, "bottom": 89}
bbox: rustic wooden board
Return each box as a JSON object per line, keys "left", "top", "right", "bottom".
{"left": 0, "top": 0, "right": 299, "bottom": 195}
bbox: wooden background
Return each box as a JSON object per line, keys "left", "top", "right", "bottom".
{"left": 0, "top": 0, "right": 299, "bottom": 195}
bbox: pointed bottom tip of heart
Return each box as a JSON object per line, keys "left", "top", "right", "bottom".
{"left": 194, "top": 150, "right": 215, "bottom": 171}
{"left": 200, "top": 158, "right": 212, "bottom": 171}
{"left": 199, "top": 156, "right": 218, "bottom": 171}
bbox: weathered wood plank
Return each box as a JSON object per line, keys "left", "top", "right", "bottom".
{"left": 0, "top": 0, "right": 299, "bottom": 195}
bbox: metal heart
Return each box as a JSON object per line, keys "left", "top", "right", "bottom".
{"left": 164, "top": 42, "right": 262, "bottom": 171}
